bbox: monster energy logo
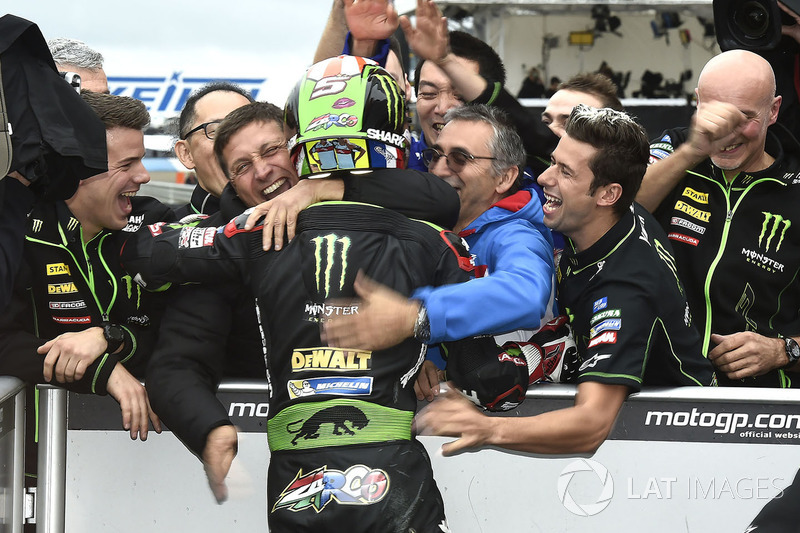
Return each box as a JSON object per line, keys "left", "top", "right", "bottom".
{"left": 122, "top": 274, "right": 142, "bottom": 309}
{"left": 66, "top": 218, "right": 79, "bottom": 232}
{"left": 370, "top": 66, "right": 404, "bottom": 132}
{"left": 759, "top": 212, "right": 791, "bottom": 252}
{"left": 312, "top": 234, "right": 351, "bottom": 298}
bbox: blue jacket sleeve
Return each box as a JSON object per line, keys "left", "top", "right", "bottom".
{"left": 413, "top": 220, "right": 554, "bottom": 343}
{"left": 342, "top": 33, "right": 390, "bottom": 66}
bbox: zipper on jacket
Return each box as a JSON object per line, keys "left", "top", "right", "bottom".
{"left": 700, "top": 174, "right": 786, "bottom": 355}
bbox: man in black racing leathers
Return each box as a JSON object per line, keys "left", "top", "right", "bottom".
{"left": 123, "top": 57, "right": 527, "bottom": 532}
{"left": 147, "top": 101, "right": 462, "bottom": 460}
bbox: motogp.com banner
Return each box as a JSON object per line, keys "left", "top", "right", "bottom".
{"left": 615, "top": 401, "right": 800, "bottom": 445}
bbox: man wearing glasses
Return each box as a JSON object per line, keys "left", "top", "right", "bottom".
{"left": 322, "top": 104, "right": 556, "bottom": 396}
{"left": 173, "top": 82, "right": 254, "bottom": 219}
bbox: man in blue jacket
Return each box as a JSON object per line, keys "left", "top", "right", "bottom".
{"left": 321, "top": 104, "right": 556, "bottom": 390}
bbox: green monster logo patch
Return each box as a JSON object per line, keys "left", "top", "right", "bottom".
{"left": 312, "top": 234, "right": 351, "bottom": 298}
{"left": 759, "top": 212, "right": 791, "bottom": 253}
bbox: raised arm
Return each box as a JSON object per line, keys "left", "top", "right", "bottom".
{"left": 637, "top": 101, "right": 746, "bottom": 212}
{"left": 400, "top": 0, "right": 487, "bottom": 101}
{"left": 314, "top": 0, "right": 348, "bottom": 63}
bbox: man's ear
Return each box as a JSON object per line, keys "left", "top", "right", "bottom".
{"left": 495, "top": 166, "right": 519, "bottom": 195}
{"left": 597, "top": 183, "right": 623, "bottom": 208}
{"left": 174, "top": 139, "right": 195, "bottom": 170}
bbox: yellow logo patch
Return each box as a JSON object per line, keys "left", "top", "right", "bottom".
{"left": 681, "top": 187, "right": 708, "bottom": 204}
{"left": 675, "top": 201, "right": 710, "bottom": 223}
{"left": 46, "top": 263, "right": 71, "bottom": 276}
{"left": 48, "top": 282, "right": 78, "bottom": 294}
{"left": 291, "top": 348, "right": 372, "bottom": 372}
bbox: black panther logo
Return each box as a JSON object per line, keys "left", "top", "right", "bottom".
{"left": 287, "top": 405, "right": 369, "bottom": 445}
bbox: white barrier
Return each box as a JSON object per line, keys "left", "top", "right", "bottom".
{"left": 138, "top": 181, "right": 194, "bottom": 207}
{"left": 34, "top": 383, "right": 800, "bottom": 532}
{"left": 0, "top": 378, "right": 25, "bottom": 533}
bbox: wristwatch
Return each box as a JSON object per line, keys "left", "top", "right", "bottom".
{"left": 413, "top": 304, "right": 431, "bottom": 343}
{"left": 779, "top": 334, "right": 800, "bottom": 370}
{"left": 101, "top": 322, "right": 125, "bottom": 354}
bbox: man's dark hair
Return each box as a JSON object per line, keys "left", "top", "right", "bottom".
{"left": 558, "top": 73, "right": 624, "bottom": 111}
{"left": 444, "top": 104, "right": 525, "bottom": 193}
{"left": 80, "top": 91, "right": 150, "bottom": 130}
{"left": 564, "top": 104, "right": 648, "bottom": 216}
{"left": 414, "top": 31, "right": 506, "bottom": 94}
{"left": 178, "top": 82, "right": 254, "bottom": 139}
{"left": 213, "top": 101, "right": 284, "bottom": 178}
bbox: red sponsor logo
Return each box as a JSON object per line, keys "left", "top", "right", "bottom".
{"left": 203, "top": 227, "right": 216, "bottom": 246}
{"left": 588, "top": 331, "right": 617, "bottom": 348}
{"left": 668, "top": 232, "right": 699, "bottom": 246}
{"left": 498, "top": 353, "right": 527, "bottom": 367}
{"left": 52, "top": 316, "right": 92, "bottom": 325}
{"left": 148, "top": 222, "right": 166, "bottom": 236}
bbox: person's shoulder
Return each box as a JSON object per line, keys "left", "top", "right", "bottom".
{"left": 130, "top": 196, "right": 177, "bottom": 223}
{"left": 648, "top": 128, "right": 688, "bottom": 165}
{"left": 25, "top": 200, "right": 60, "bottom": 238}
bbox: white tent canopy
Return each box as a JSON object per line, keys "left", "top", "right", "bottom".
{"left": 405, "top": 0, "right": 719, "bottom": 99}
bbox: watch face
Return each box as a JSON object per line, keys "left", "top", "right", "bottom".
{"left": 789, "top": 338, "right": 800, "bottom": 359}
{"left": 104, "top": 324, "right": 124, "bottom": 344}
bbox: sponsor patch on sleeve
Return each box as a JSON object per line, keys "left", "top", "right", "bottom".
{"left": 588, "top": 331, "right": 617, "bottom": 348}
{"left": 589, "top": 318, "right": 622, "bottom": 338}
{"left": 590, "top": 308, "right": 621, "bottom": 325}
{"left": 649, "top": 148, "right": 671, "bottom": 162}
{"left": 592, "top": 297, "right": 608, "bottom": 312}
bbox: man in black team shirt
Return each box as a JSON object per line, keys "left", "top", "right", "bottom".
{"left": 415, "top": 105, "right": 715, "bottom": 458}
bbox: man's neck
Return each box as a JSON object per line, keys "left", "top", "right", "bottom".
{"left": 718, "top": 145, "right": 775, "bottom": 184}
{"left": 570, "top": 212, "right": 620, "bottom": 254}
{"left": 64, "top": 197, "right": 102, "bottom": 241}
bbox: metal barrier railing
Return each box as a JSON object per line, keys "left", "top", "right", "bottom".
{"left": 0, "top": 377, "right": 25, "bottom": 533}
{"left": 29, "top": 383, "right": 800, "bottom": 532}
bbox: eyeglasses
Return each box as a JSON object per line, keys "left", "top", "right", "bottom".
{"left": 421, "top": 147, "right": 496, "bottom": 173}
{"left": 229, "top": 142, "right": 289, "bottom": 180}
{"left": 182, "top": 120, "right": 221, "bottom": 141}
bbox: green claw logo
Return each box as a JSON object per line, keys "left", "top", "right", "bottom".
{"left": 759, "top": 212, "right": 791, "bottom": 253}
{"left": 312, "top": 234, "right": 351, "bottom": 298}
